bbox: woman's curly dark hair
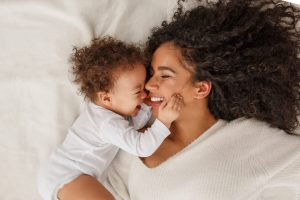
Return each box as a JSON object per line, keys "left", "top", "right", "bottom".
{"left": 70, "top": 36, "right": 145, "bottom": 102}
{"left": 146, "top": 0, "right": 300, "bottom": 133}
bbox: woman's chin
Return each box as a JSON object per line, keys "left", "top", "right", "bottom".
{"left": 144, "top": 99, "right": 162, "bottom": 117}
{"left": 148, "top": 102, "right": 160, "bottom": 116}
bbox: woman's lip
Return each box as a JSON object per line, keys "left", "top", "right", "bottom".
{"left": 147, "top": 99, "right": 161, "bottom": 105}
{"left": 144, "top": 98, "right": 161, "bottom": 106}
{"left": 145, "top": 94, "right": 165, "bottom": 105}
{"left": 147, "top": 94, "right": 164, "bottom": 99}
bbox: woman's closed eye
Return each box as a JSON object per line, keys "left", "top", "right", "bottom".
{"left": 148, "top": 66, "right": 176, "bottom": 80}
{"left": 160, "top": 75, "right": 170, "bottom": 79}
{"left": 158, "top": 67, "right": 176, "bottom": 79}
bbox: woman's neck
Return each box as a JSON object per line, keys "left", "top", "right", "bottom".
{"left": 168, "top": 103, "right": 217, "bottom": 147}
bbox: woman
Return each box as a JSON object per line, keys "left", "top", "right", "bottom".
{"left": 59, "top": 0, "right": 300, "bottom": 199}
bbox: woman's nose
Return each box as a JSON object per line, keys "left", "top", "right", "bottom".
{"left": 145, "top": 76, "right": 158, "bottom": 92}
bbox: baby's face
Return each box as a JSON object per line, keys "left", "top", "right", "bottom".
{"left": 108, "top": 64, "right": 147, "bottom": 117}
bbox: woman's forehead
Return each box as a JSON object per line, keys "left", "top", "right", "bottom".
{"left": 152, "top": 43, "right": 182, "bottom": 66}
{"left": 151, "top": 42, "right": 195, "bottom": 74}
{"left": 153, "top": 42, "right": 179, "bottom": 56}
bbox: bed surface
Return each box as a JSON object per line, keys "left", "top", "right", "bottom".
{"left": 0, "top": 0, "right": 177, "bottom": 199}
{"left": 0, "top": 0, "right": 299, "bottom": 200}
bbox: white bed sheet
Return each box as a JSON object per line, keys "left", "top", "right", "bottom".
{"left": 0, "top": 0, "right": 177, "bottom": 199}
{"left": 0, "top": 0, "right": 299, "bottom": 200}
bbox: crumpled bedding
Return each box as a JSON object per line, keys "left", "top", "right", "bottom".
{"left": 0, "top": 0, "right": 299, "bottom": 199}
{"left": 0, "top": 0, "right": 177, "bottom": 199}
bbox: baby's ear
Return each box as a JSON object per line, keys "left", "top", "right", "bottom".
{"left": 96, "top": 91, "right": 111, "bottom": 104}
{"left": 193, "top": 81, "right": 212, "bottom": 99}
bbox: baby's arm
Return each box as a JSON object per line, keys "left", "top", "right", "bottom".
{"left": 157, "top": 94, "right": 183, "bottom": 128}
{"left": 101, "top": 95, "right": 183, "bottom": 157}
{"left": 131, "top": 103, "right": 152, "bottom": 130}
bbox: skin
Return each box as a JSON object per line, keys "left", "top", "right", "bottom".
{"left": 96, "top": 63, "right": 183, "bottom": 128}
{"left": 58, "top": 60, "right": 184, "bottom": 200}
{"left": 57, "top": 175, "right": 115, "bottom": 200}
{"left": 58, "top": 42, "right": 217, "bottom": 199}
{"left": 96, "top": 64, "right": 148, "bottom": 117}
{"left": 143, "top": 42, "right": 217, "bottom": 167}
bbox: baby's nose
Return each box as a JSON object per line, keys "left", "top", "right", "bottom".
{"left": 140, "top": 90, "right": 147, "bottom": 99}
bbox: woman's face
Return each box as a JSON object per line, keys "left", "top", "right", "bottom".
{"left": 145, "top": 42, "right": 196, "bottom": 115}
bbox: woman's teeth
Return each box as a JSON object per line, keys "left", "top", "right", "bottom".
{"left": 151, "top": 97, "right": 164, "bottom": 102}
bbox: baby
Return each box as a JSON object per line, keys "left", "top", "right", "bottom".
{"left": 38, "top": 36, "right": 183, "bottom": 200}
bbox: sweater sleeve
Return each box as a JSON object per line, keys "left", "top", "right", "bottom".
{"left": 100, "top": 116, "right": 170, "bottom": 157}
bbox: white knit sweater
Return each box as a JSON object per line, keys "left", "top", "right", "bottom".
{"left": 105, "top": 118, "right": 300, "bottom": 200}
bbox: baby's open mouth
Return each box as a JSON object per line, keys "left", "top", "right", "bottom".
{"left": 136, "top": 105, "right": 141, "bottom": 109}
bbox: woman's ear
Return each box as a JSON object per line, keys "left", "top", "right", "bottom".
{"left": 193, "top": 81, "right": 212, "bottom": 99}
{"left": 96, "top": 91, "right": 111, "bottom": 105}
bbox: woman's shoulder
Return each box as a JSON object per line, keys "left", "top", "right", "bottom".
{"left": 224, "top": 117, "right": 300, "bottom": 170}
{"left": 221, "top": 117, "right": 300, "bottom": 151}
{"left": 225, "top": 117, "right": 300, "bottom": 138}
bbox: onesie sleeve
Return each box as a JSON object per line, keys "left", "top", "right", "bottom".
{"left": 130, "top": 103, "right": 152, "bottom": 129}
{"left": 100, "top": 116, "right": 170, "bottom": 157}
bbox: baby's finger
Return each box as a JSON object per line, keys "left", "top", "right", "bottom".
{"left": 174, "top": 100, "right": 183, "bottom": 111}
{"left": 174, "top": 96, "right": 184, "bottom": 110}
{"left": 172, "top": 96, "right": 182, "bottom": 110}
{"left": 177, "top": 95, "right": 184, "bottom": 106}
{"left": 167, "top": 95, "right": 177, "bottom": 107}
{"left": 159, "top": 98, "right": 168, "bottom": 110}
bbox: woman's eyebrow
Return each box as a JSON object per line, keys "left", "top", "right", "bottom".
{"left": 157, "top": 66, "right": 176, "bottom": 74}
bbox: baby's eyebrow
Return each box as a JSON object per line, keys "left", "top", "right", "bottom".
{"left": 157, "top": 66, "right": 176, "bottom": 74}
{"left": 132, "top": 84, "right": 143, "bottom": 91}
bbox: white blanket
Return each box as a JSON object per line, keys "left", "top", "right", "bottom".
{"left": 0, "top": 0, "right": 178, "bottom": 199}
{"left": 0, "top": 0, "right": 299, "bottom": 200}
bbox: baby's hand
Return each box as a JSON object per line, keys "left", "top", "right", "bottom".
{"left": 157, "top": 94, "right": 184, "bottom": 128}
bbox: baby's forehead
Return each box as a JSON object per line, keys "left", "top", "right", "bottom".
{"left": 112, "top": 63, "right": 146, "bottom": 87}
{"left": 113, "top": 62, "right": 145, "bottom": 76}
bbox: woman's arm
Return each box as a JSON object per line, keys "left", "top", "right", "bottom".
{"left": 58, "top": 175, "right": 115, "bottom": 200}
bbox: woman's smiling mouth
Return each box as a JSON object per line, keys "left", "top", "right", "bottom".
{"left": 150, "top": 96, "right": 164, "bottom": 102}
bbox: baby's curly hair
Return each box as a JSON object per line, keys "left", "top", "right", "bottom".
{"left": 146, "top": 0, "right": 300, "bottom": 133}
{"left": 70, "top": 36, "right": 145, "bottom": 102}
